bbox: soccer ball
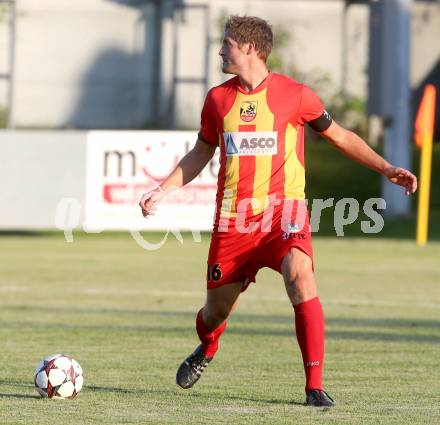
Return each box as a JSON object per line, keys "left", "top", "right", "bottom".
{"left": 34, "top": 354, "right": 84, "bottom": 399}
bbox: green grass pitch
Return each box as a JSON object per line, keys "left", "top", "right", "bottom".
{"left": 0, "top": 231, "right": 439, "bottom": 424}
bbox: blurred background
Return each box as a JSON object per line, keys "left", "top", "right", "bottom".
{"left": 0, "top": 0, "right": 438, "bottom": 235}
{"left": 0, "top": 3, "right": 439, "bottom": 422}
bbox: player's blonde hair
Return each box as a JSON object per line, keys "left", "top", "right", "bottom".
{"left": 224, "top": 15, "right": 273, "bottom": 62}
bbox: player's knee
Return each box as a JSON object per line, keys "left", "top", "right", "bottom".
{"left": 203, "top": 305, "right": 231, "bottom": 328}
{"left": 286, "top": 261, "right": 313, "bottom": 288}
{"left": 284, "top": 262, "right": 316, "bottom": 304}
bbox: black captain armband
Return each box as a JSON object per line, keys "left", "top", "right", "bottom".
{"left": 307, "top": 110, "right": 333, "bottom": 133}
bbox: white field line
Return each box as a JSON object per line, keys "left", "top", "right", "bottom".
{"left": 0, "top": 285, "right": 28, "bottom": 292}
{"left": 1, "top": 285, "right": 439, "bottom": 309}
{"left": 79, "top": 288, "right": 440, "bottom": 309}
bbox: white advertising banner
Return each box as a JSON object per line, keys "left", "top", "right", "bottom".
{"left": 85, "top": 131, "right": 219, "bottom": 231}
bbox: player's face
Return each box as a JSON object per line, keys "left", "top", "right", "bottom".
{"left": 219, "top": 32, "right": 249, "bottom": 74}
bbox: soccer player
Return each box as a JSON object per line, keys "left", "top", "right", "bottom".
{"left": 139, "top": 16, "right": 417, "bottom": 407}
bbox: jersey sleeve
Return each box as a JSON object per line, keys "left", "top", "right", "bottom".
{"left": 198, "top": 90, "right": 218, "bottom": 146}
{"left": 299, "top": 85, "right": 332, "bottom": 132}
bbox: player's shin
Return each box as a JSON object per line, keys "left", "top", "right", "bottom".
{"left": 293, "top": 297, "right": 325, "bottom": 392}
{"left": 196, "top": 308, "right": 227, "bottom": 358}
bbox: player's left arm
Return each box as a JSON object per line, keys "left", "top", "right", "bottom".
{"left": 320, "top": 120, "right": 418, "bottom": 196}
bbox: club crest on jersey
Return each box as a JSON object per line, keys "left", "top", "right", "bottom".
{"left": 240, "top": 101, "right": 258, "bottom": 122}
{"left": 287, "top": 223, "right": 301, "bottom": 233}
{"left": 281, "top": 223, "right": 306, "bottom": 241}
{"left": 224, "top": 132, "right": 278, "bottom": 156}
{"left": 282, "top": 223, "right": 306, "bottom": 240}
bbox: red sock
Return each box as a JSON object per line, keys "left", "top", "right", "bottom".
{"left": 293, "top": 297, "right": 325, "bottom": 392}
{"left": 196, "top": 309, "right": 227, "bottom": 358}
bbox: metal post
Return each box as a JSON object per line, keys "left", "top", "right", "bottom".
{"left": 341, "top": 1, "right": 349, "bottom": 95}
{"left": 0, "top": 0, "right": 15, "bottom": 128}
{"left": 152, "top": 0, "right": 162, "bottom": 127}
{"left": 381, "top": 0, "right": 412, "bottom": 217}
{"left": 171, "top": 3, "right": 210, "bottom": 129}
{"left": 6, "top": 0, "right": 15, "bottom": 128}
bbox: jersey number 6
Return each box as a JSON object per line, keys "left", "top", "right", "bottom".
{"left": 207, "top": 263, "right": 222, "bottom": 282}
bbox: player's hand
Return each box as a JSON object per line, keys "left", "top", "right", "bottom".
{"left": 384, "top": 166, "right": 418, "bottom": 196}
{"left": 139, "top": 188, "right": 164, "bottom": 218}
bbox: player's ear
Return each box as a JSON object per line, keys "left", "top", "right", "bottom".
{"left": 247, "top": 42, "right": 257, "bottom": 55}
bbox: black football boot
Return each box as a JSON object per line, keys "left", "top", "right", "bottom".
{"left": 305, "top": 389, "right": 335, "bottom": 408}
{"left": 176, "top": 345, "right": 213, "bottom": 389}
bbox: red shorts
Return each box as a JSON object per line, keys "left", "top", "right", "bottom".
{"left": 207, "top": 200, "right": 313, "bottom": 290}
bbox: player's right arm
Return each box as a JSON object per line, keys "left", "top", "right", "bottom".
{"left": 139, "top": 138, "right": 216, "bottom": 217}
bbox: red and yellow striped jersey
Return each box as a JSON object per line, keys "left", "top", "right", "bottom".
{"left": 199, "top": 72, "right": 325, "bottom": 229}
